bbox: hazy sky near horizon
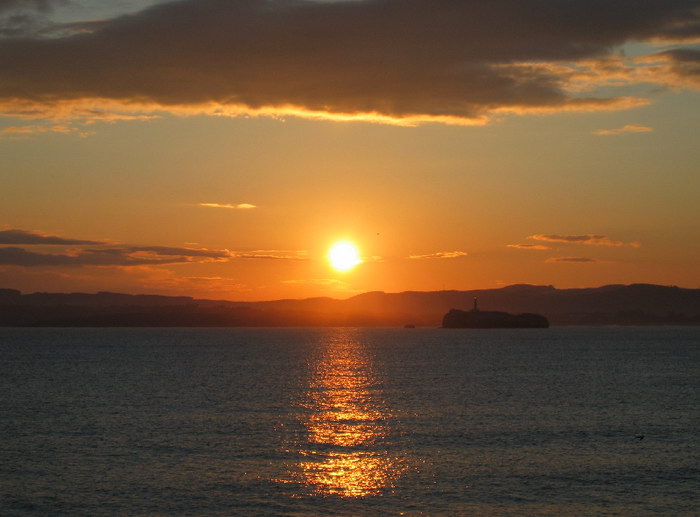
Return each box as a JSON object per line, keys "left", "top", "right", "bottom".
{"left": 1, "top": 0, "right": 699, "bottom": 300}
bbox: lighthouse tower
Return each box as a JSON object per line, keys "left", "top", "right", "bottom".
{"left": 472, "top": 297, "right": 479, "bottom": 312}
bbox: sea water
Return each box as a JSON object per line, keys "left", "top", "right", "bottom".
{"left": 1, "top": 327, "right": 698, "bottom": 516}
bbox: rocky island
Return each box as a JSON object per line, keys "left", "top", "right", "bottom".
{"left": 442, "top": 298, "right": 549, "bottom": 329}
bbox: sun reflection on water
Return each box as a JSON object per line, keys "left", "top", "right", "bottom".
{"left": 287, "top": 330, "right": 403, "bottom": 497}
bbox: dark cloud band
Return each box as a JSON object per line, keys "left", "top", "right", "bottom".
{"left": 0, "top": 0, "right": 698, "bottom": 123}
{"left": 0, "top": 229, "right": 102, "bottom": 245}
{"left": 0, "top": 228, "right": 307, "bottom": 267}
{"left": 0, "top": 246, "right": 181, "bottom": 266}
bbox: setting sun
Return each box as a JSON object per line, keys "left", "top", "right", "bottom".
{"left": 328, "top": 242, "right": 363, "bottom": 272}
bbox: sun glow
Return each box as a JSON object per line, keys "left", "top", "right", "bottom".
{"left": 328, "top": 241, "right": 363, "bottom": 272}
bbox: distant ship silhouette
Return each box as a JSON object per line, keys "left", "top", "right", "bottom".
{"left": 442, "top": 298, "right": 549, "bottom": 328}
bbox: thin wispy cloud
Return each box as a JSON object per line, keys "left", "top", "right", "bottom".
{"left": 231, "top": 250, "right": 308, "bottom": 261}
{"left": 120, "top": 246, "right": 231, "bottom": 259}
{"left": 594, "top": 124, "right": 653, "bottom": 136}
{"left": 530, "top": 234, "right": 640, "bottom": 247}
{"left": 546, "top": 257, "right": 605, "bottom": 263}
{"left": 0, "top": 124, "right": 94, "bottom": 138}
{"left": 409, "top": 251, "right": 469, "bottom": 260}
{"left": 2, "top": 124, "right": 70, "bottom": 134}
{"left": 199, "top": 202, "right": 256, "bottom": 210}
{"left": 0, "top": 98, "right": 162, "bottom": 123}
{"left": 0, "top": 0, "right": 699, "bottom": 125}
{"left": 507, "top": 244, "right": 550, "bottom": 250}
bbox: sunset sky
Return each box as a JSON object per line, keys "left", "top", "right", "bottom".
{"left": 1, "top": 0, "right": 699, "bottom": 300}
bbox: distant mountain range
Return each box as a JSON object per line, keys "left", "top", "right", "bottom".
{"left": 1, "top": 284, "right": 699, "bottom": 327}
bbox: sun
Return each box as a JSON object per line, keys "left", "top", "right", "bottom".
{"left": 328, "top": 241, "right": 363, "bottom": 272}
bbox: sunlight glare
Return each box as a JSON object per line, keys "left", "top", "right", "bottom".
{"left": 328, "top": 241, "right": 363, "bottom": 272}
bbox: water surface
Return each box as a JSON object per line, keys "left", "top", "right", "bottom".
{"left": 1, "top": 327, "right": 698, "bottom": 515}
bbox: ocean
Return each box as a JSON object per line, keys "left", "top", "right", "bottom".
{"left": 1, "top": 327, "right": 698, "bottom": 516}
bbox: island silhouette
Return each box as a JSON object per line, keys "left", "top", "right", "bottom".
{"left": 442, "top": 298, "right": 549, "bottom": 328}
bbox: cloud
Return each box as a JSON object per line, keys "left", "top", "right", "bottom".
{"left": 409, "top": 251, "right": 468, "bottom": 260}
{"left": 545, "top": 257, "right": 605, "bottom": 263}
{"left": 592, "top": 49, "right": 700, "bottom": 92}
{"left": 0, "top": 225, "right": 314, "bottom": 280}
{"left": 0, "top": 98, "right": 163, "bottom": 122}
{"left": 119, "top": 246, "right": 231, "bottom": 259}
{"left": 0, "top": 0, "right": 63, "bottom": 14}
{"left": 0, "top": 244, "right": 232, "bottom": 267}
{"left": 231, "top": 250, "right": 308, "bottom": 261}
{"left": 529, "top": 234, "right": 639, "bottom": 247}
{"left": 2, "top": 124, "right": 69, "bottom": 134}
{"left": 0, "top": 0, "right": 67, "bottom": 38}
{"left": 654, "top": 48, "right": 700, "bottom": 88}
{"left": 0, "top": 123, "right": 94, "bottom": 138}
{"left": 594, "top": 124, "right": 654, "bottom": 135}
{"left": 507, "top": 244, "right": 550, "bottom": 250}
{"left": 0, "top": 227, "right": 310, "bottom": 267}
{"left": 0, "top": 246, "right": 181, "bottom": 267}
{"left": 199, "top": 202, "right": 256, "bottom": 210}
{"left": 1, "top": 0, "right": 699, "bottom": 125}
{"left": 0, "top": 228, "right": 102, "bottom": 245}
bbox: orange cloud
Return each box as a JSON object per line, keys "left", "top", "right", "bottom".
{"left": 530, "top": 234, "right": 639, "bottom": 247}
{"left": 231, "top": 250, "right": 308, "bottom": 261}
{"left": 409, "top": 251, "right": 468, "bottom": 260}
{"left": 507, "top": 244, "right": 550, "bottom": 250}
{"left": 636, "top": 49, "right": 700, "bottom": 90}
{"left": 0, "top": 98, "right": 162, "bottom": 122}
{"left": 199, "top": 202, "right": 256, "bottom": 210}
{"left": 0, "top": 123, "right": 94, "bottom": 138}
{"left": 594, "top": 124, "right": 653, "bottom": 135}
{"left": 1, "top": 124, "right": 71, "bottom": 134}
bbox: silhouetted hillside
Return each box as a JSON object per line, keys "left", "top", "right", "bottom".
{"left": 0, "top": 284, "right": 699, "bottom": 327}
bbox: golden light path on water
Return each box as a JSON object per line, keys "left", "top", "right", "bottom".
{"left": 289, "top": 330, "right": 404, "bottom": 497}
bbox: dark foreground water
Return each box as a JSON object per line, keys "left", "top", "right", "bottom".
{"left": 1, "top": 327, "right": 698, "bottom": 516}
